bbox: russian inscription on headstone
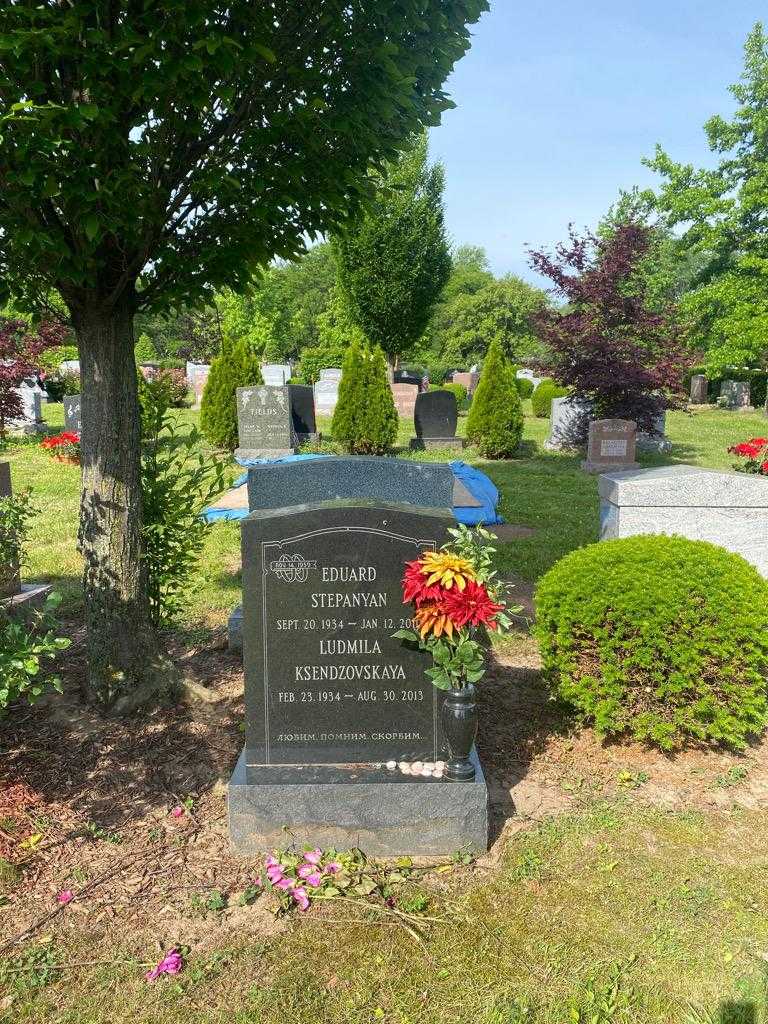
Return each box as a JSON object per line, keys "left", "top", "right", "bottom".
{"left": 410, "top": 391, "right": 464, "bottom": 450}
{"left": 390, "top": 383, "right": 419, "bottom": 418}
{"left": 581, "top": 419, "right": 639, "bottom": 474}
{"left": 690, "top": 374, "right": 708, "bottom": 405}
{"left": 63, "top": 395, "right": 82, "bottom": 434}
{"left": 236, "top": 385, "right": 316, "bottom": 460}
{"left": 228, "top": 500, "right": 488, "bottom": 855}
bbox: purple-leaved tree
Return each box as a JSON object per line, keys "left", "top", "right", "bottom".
{"left": 529, "top": 223, "right": 692, "bottom": 437}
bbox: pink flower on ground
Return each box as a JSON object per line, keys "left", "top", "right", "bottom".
{"left": 145, "top": 950, "right": 184, "bottom": 983}
{"left": 303, "top": 848, "right": 323, "bottom": 865}
{"left": 297, "top": 863, "right": 315, "bottom": 879}
{"left": 266, "top": 865, "right": 284, "bottom": 883}
{"left": 275, "top": 877, "right": 294, "bottom": 890}
{"left": 265, "top": 855, "right": 279, "bottom": 869}
{"left": 325, "top": 862, "right": 342, "bottom": 874}
{"left": 292, "top": 887, "right": 310, "bottom": 911}
{"left": 56, "top": 889, "right": 74, "bottom": 905}
{"left": 304, "top": 872, "right": 322, "bottom": 888}
{"left": 171, "top": 806, "right": 185, "bottom": 819}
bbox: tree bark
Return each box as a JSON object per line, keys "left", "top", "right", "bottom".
{"left": 72, "top": 289, "right": 168, "bottom": 711}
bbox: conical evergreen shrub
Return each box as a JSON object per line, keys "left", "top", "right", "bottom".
{"left": 465, "top": 338, "right": 524, "bottom": 458}
{"left": 200, "top": 340, "right": 263, "bottom": 451}
{"left": 332, "top": 340, "right": 397, "bottom": 455}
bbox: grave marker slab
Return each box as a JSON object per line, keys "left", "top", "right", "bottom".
{"left": 599, "top": 465, "right": 768, "bottom": 577}
{"left": 228, "top": 500, "right": 488, "bottom": 855}
{"left": 581, "top": 419, "right": 639, "bottom": 474}
{"left": 410, "top": 391, "right": 464, "bottom": 450}
{"left": 720, "top": 380, "right": 751, "bottom": 409}
{"left": 544, "top": 395, "right": 592, "bottom": 449}
{"left": 690, "top": 374, "right": 708, "bottom": 405}
{"left": 319, "top": 367, "right": 343, "bottom": 382}
{"left": 236, "top": 385, "right": 316, "bottom": 460}
{"left": 247, "top": 456, "right": 455, "bottom": 512}
{"left": 63, "top": 395, "right": 82, "bottom": 434}
{"left": 8, "top": 384, "right": 44, "bottom": 435}
{"left": 260, "top": 363, "right": 291, "bottom": 386}
{"left": 313, "top": 377, "right": 340, "bottom": 415}
{"left": 391, "top": 383, "right": 419, "bottom": 418}
{"left": 451, "top": 371, "right": 479, "bottom": 396}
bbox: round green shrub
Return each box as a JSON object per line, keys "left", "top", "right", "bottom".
{"left": 465, "top": 338, "right": 523, "bottom": 458}
{"left": 331, "top": 340, "right": 397, "bottom": 455}
{"left": 534, "top": 536, "right": 768, "bottom": 750}
{"left": 531, "top": 378, "right": 569, "bottom": 417}
{"left": 515, "top": 376, "right": 534, "bottom": 399}
{"left": 200, "top": 340, "right": 263, "bottom": 451}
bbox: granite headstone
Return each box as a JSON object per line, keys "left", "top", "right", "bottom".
{"left": 247, "top": 456, "right": 455, "bottom": 512}
{"left": 63, "top": 395, "right": 82, "bottom": 434}
{"left": 260, "top": 363, "right": 292, "bottom": 386}
{"left": 319, "top": 368, "right": 343, "bottom": 382}
{"left": 391, "top": 383, "right": 419, "bottom": 418}
{"left": 410, "top": 391, "right": 463, "bottom": 450}
{"left": 8, "top": 383, "right": 44, "bottom": 435}
{"left": 690, "top": 374, "right": 708, "bottom": 405}
{"left": 236, "top": 385, "right": 317, "bottom": 460}
{"left": 581, "top": 419, "right": 639, "bottom": 474}
{"left": 0, "top": 462, "right": 19, "bottom": 599}
{"left": 313, "top": 377, "right": 340, "bottom": 415}
{"left": 720, "top": 380, "right": 751, "bottom": 410}
{"left": 451, "top": 371, "right": 480, "bottom": 396}
{"left": 544, "top": 396, "right": 593, "bottom": 450}
{"left": 228, "top": 500, "right": 488, "bottom": 855}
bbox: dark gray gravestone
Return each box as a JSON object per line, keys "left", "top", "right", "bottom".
{"left": 236, "top": 385, "right": 316, "bottom": 459}
{"left": 0, "top": 461, "right": 10, "bottom": 499}
{"left": 247, "top": 456, "right": 454, "bottom": 512}
{"left": 410, "top": 391, "right": 463, "bottom": 451}
{"left": 63, "top": 395, "right": 81, "bottom": 434}
{"left": 228, "top": 500, "right": 488, "bottom": 855}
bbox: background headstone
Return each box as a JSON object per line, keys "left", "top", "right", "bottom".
{"left": 0, "top": 462, "right": 19, "bottom": 599}
{"left": 690, "top": 374, "right": 708, "bottom": 405}
{"left": 260, "top": 363, "right": 292, "bottom": 386}
{"left": 410, "top": 391, "right": 463, "bottom": 450}
{"left": 390, "top": 383, "right": 419, "bottom": 418}
{"left": 0, "top": 462, "right": 10, "bottom": 499}
{"left": 636, "top": 412, "right": 672, "bottom": 453}
{"left": 229, "top": 500, "right": 488, "bottom": 855}
{"left": 544, "top": 396, "right": 593, "bottom": 450}
{"left": 599, "top": 465, "right": 768, "bottom": 577}
{"left": 516, "top": 368, "right": 544, "bottom": 390}
{"left": 63, "top": 395, "right": 82, "bottom": 434}
{"left": 60, "top": 359, "right": 80, "bottom": 375}
{"left": 451, "top": 371, "right": 480, "bottom": 396}
{"left": 319, "top": 367, "right": 343, "bottom": 382}
{"left": 313, "top": 377, "right": 340, "bottom": 415}
{"left": 8, "top": 383, "right": 44, "bottom": 435}
{"left": 719, "top": 380, "right": 751, "bottom": 410}
{"left": 236, "top": 384, "right": 316, "bottom": 459}
{"left": 247, "top": 456, "right": 455, "bottom": 512}
{"left": 581, "top": 419, "right": 639, "bottom": 473}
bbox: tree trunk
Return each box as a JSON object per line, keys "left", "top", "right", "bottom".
{"left": 73, "top": 290, "right": 168, "bottom": 712}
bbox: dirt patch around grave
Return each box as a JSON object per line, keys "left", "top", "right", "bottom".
{"left": 3, "top": 615, "right": 768, "bottom": 958}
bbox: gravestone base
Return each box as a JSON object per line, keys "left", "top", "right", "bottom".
{"left": 1, "top": 582, "right": 54, "bottom": 615}
{"left": 409, "top": 436, "right": 465, "bottom": 451}
{"left": 582, "top": 458, "right": 639, "bottom": 475}
{"left": 228, "top": 747, "right": 488, "bottom": 857}
{"left": 228, "top": 604, "right": 243, "bottom": 653}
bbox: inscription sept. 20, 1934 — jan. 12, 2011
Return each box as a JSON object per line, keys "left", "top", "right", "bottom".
{"left": 241, "top": 501, "right": 455, "bottom": 768}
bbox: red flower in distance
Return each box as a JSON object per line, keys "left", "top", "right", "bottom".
{"left": 440, "top": 580, "right": 504, "bottom": 630}
{"left": 402, "top": 559, "right": 442, "bottom": 606}
{"left": 729, "top": 441, "right": 765, "bottom": 459}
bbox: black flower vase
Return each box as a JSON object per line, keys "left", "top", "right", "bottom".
{"left": 441, "top": 684, "right": 477, "bottom": 782}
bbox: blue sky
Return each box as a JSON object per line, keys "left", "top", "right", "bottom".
{"left": 430, "top": 1, "right": 761, "bottom": 285}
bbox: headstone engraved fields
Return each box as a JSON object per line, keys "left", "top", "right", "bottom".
{"left": 581, "top": 419, "right": 639, "bottom": 474}
{"left": 63, "top": 395, "right": 82, "bottom": 434}
{"left": 242, "top": 501, "right": 452, "bottom": 766}
{"left": 236, "top": 385, "right": 316, "bottom": 459}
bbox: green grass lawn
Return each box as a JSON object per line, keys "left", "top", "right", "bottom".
{"left": 6, "top": 804, "right": 768, "bottom": 1023}
{"left": 2, "top": 401, "right": 766, "bottom": 622}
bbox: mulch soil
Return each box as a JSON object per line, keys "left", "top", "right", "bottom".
{"left": 2, "top": 617, "right": 768, "bottom": 956}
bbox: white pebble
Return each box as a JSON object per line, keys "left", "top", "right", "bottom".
{"left": 424, "top": 762, "right": 435, "bottom": 772}
{"left": 420, "top": 766, "right": 433, "bottom": 777}
{"left": 434, "top": 769, "right": 444, "bottom": 779}
{"left": 411, "top": 761, "right": 424, "bottom": 773}
{"left": 399, "top": 764, "right": 411, "bottom": 775}
{"left": 435, "top": 761, "right": 446, "bottom": 771}
{"left": 385, "top": 760, "right": 397, "bottom": 771}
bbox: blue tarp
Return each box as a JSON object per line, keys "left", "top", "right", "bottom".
{"left": 203, "top": 455, "right": 502, "bottom": 525}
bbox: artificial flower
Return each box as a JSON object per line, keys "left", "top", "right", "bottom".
{"left": 292, "top": 887, "right": 310, "bottom": 911}
{"left": 145, "top": 949, "right": 184, "bottom": 983}
{"left": 441, "top": 580, "right": 504, "bottom": 630}
{"left": 56, "top": 889, "right": 74, "bottom": 905}
{"left": 297, "top": 863, "right": 315, "bottom": 879}
{"left": 275, "top": 877, "right": 294, "bottom": 890}
{"left": 304, "top": 872, "right": 323, "bottom": 888}
{"left": 325, "top": 862, "right": 342, "bottom": 874}
{"left": 303, "top": 848, "right": 323, "bottom": 865}
{"left": 414, "top": 601, "right": 455, "bottom": 639}
{"left": 170, "top": 805, "right": 185, "bottom": 818}
{"left": 402, "top": 560, "right": 443, "bottom": 605}
{"left": 419, "top": 551, "right": 477, "bottom": 591}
